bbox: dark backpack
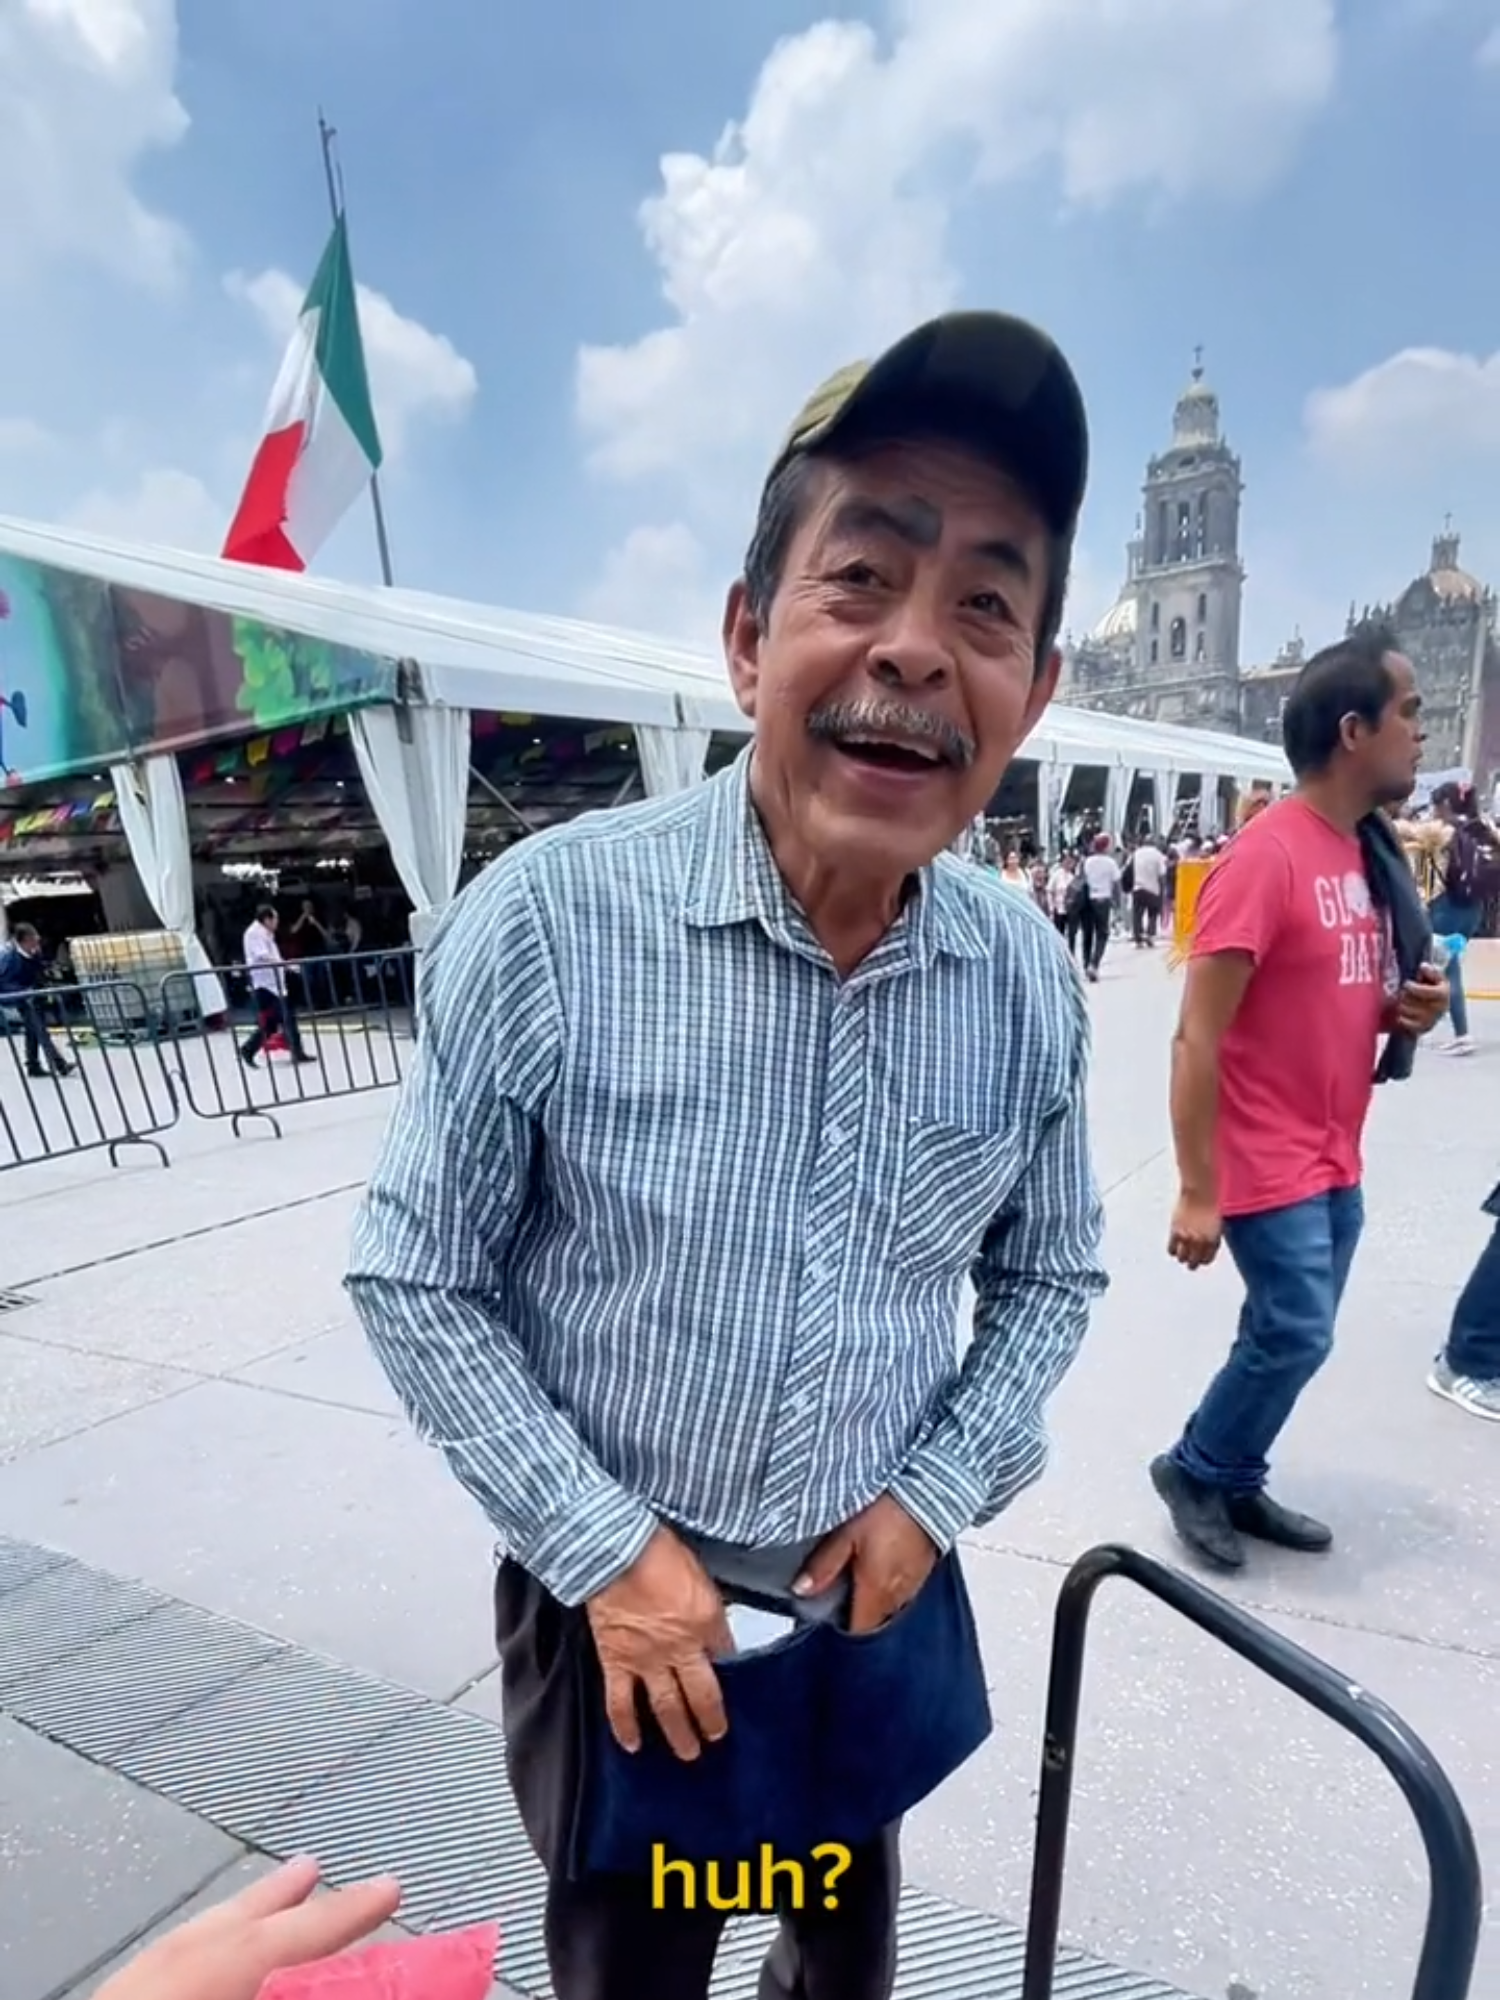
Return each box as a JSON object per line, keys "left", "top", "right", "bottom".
{"left": 1445, "top": 823, "right": 1500, "bottom": 905}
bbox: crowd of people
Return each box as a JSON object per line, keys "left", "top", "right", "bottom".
{"left": 972, "top": 822, "right": 1225, "bottom": 979}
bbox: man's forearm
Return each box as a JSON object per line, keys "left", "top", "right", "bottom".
{"left": 348, "top": 1270, "right": 657, "bottom": 1605}
{"left": 889, "top": 1271, "right": 1099, "bottom": 1549}
{"left": 1170, "top": 1030, "right": 1220, "bottom": 1198}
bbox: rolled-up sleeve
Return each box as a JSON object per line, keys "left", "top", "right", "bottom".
{"left": 346, "top": 862, "right": 657, "bottom": 1606}
{"left": 888, "top": 976, "right": 1107, "bottom": 1551}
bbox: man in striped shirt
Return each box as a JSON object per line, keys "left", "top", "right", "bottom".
{"left": 348, "top": 312, "right": 1107, "bottom": 2000}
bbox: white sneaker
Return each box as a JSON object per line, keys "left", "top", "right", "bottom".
{"left": 1437, "top": 1036, "right": 1476, "bottom": 1056}
{"left": 1428, "top": 1356, "right": 1500, "bottom": 1421}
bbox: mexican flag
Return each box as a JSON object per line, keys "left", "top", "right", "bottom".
{"left": 222, "top": 214, "right": 383, "bottom": 572}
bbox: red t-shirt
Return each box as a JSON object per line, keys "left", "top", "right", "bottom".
{"left": 1192, "top": 798, "right": 1395, "bottom": 1218}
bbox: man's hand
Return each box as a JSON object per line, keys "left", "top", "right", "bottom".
{"left": 792, "top": 1494, "right": 938, "bottom": 1635}
{"left": 94, "top": 1857, "right": 401, "bottom": 2000}
{"left": 1168, "top": 1189, "right": 1222, "bottom": 1269}
{"left": 1391, "top": 964, "right": 1449, "bottom": 1037}
{"left": 586, "top": 1525, "right": 735, "bottom": 1761}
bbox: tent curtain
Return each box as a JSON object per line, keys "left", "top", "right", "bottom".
{"left": 1197, "top": 771, "right": 1219, "bottom": 835}
{"left": 636, "top": 724, "right": 711, "bottom": 797}
{"left": 1147, "top": 766, "right": 1177, "bottom": 834}
{"left": 109, "top": 753, "right": 227, "bottom": 1016}
{"left": 1103, "top": 764, "right": 1133, "bottom": 840}
{"left": 350, "top": 704, "right": 472, "bottom": 949}
{"left": 1035, "top": 759, "right": 1074, "bottom": 859}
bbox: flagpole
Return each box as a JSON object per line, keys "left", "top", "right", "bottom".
{"left": 317, "top": 110, "right": 396, "bottom": 589}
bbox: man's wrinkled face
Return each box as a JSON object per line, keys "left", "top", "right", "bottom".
{"left": 725, "top": 437, "right": 1060, "bottom": 879}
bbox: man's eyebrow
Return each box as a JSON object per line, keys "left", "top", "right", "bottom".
{"left": 826, "top": 497, "right": 1033, "bottom": 581}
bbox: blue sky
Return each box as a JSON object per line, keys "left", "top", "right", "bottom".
{"left": 2, "top": 0, "right": 1498, "bottom": 671}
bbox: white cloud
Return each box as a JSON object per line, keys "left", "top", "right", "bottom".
{"left": 578, "top": 523, "right": 726, "bottom": 645}
{"left": 0, "top": 418, "right": 56, "bottom": 458}
{"left": 1304, "top": 347, "right": 1500, "bottom": 470}
{"left": 226, "top": 267, "right": 479, "bottom": 458}
{"left": 575, "top": 0, "right": 1337, "bottom": 628}
{"left": 0, "top": 0, "right": 189, "bottom": 287}
{"left": 63, "top": 464, "right": 225, "bottom": 550}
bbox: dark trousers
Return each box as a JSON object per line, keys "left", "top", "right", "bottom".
{"left": 492, "top": 1562, "right": 902, "bottom": 2000}
{"left": 1079, "top": 897, "right": 1111, "bottom": 974}
{"left": 1172, "top": 1187, "right": 1364, "bottom": 1492}
{"left": 7, "top": 998, "right": 66, "bottom": 1074}
{"left": 1447, "top": 1221, "right": 1500, "bottom": 1382}
{"left": 1131, "top": 889, "right": 1161, "bottom": 946}
{"left": 242, "top": 988, "right": 306, "bottom": 1061}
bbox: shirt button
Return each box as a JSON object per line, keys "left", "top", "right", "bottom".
{"left": 827, "top": 1122, "right": 850, "bottom": 1148}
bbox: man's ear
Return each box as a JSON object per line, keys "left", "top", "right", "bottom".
{"left": 723, "top": 580, "right": 761, "bottom": 721}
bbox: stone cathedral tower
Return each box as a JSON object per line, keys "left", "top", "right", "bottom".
{"left": 1130, "top": 352, "right": 1245, "bottom": 730}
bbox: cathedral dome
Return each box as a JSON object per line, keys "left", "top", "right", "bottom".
{"left": 1090, "top": 591, "right": 1137, "bottom": 645}
{"left": 1424, "top": 527, "right": 1483, "bottom": 602}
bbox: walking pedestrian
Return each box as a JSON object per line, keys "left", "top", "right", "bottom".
{"left": 0, "top": 922, "right": 74, "bottom": 1079}
{"left": 239, "top": 906, "right": 314, "bottom": 1067}
{"left": 1130, "top": 833, "right": 1166, "bottom": 947}
{"left": 1426, "top": 781, "right": 1499, "bottom": 1056}
{"left": 349, "top": 309, "right": 1106, "bottom": 2000}
{"left": 1427, "top": 1177, "right": 1500, "bottom": 1421}
{"left": 1079, "top": 832, "right": 1119, "bottom": 981}
{"left": 1152, "top": 624, "right": 1447, "bottom": 1569}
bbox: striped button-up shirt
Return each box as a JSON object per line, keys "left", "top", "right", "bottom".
{"left": 347, "top": 751, "right": 1107, "bottom": 1607}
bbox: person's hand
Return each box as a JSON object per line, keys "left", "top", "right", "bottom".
{"left": 792, "top": 1493, "right": 938, "bottom": 1635}
{"left": 1168, "top": 1189, "right": 1222, "bottom": 1269}
{"left": 586, "top": 1525, "right": 735, "bottom": 1761}
{"left": 93, "top": 1857, "right": 401, "bottom": 2000}
{"left": 1394, "top": 964, "right": 1449, "bottom": 1036}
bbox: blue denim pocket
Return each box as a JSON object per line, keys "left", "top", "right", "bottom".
{"left": 574, "top": 1554, "right": 991, "bottom": 1875}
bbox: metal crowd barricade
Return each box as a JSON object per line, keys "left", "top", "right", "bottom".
{"left": 1019, "top": 1544, "right": 1483, "bottom": 2000}
{"left": 0, "top": 977, "right": 178, "bottom": 1173}
{"left": 157, "top": 947, "right": 416, "bottom": 1140}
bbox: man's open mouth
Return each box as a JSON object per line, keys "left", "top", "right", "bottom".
{"left": 829, "top": 732, "right": 951, "bottom": 774}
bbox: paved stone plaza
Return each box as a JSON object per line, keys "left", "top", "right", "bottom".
{"left": 0, "top": 947, "right": 1494, "bottom": 2000}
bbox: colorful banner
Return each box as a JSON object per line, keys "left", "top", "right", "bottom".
{"left": 0, "top": 553, "right": 400, "bottom": 788}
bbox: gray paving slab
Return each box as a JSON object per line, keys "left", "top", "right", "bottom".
{"left": 5, "top": 1194, "right": 362, "bottom": 1376}
{"left": 0, "top": 1331, "right": 196, "bottom": 1461}
{"left": 912, "top": 1540, "right": 1498, "bottom": 2000}
{"left": 0, "top": 1376, "right": 498, "bottom": 1695}
{"left": 231, "top": 1320, "right": 404, "bottom": 1418}
{"left": 0, "top": 1095, "right": 391, "bottom": 1286}
{"left": 0, "top": 1715, "right": 243, "bottom": 2000}
{"left": 64, "top": 1851, "right": 427, "bottom": 1999}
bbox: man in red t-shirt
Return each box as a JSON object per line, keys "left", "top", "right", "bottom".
{"left": 1153, "top": 625, "right": 1448, "bottom": 1570}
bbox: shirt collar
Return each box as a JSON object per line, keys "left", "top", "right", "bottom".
{"left": 681, "top": 748, "right": 990, "bottom": 966}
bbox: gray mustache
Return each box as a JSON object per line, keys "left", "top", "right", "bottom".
{"left": 806, "top": 700, "right": 975, "bottom": 770}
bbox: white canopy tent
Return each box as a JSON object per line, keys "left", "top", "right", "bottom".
{"left": 0, "top": 515, "right": 1290, "bottom": 941}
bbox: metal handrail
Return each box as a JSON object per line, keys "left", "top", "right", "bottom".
{"left": 1019, "top": 1543, "right": 1483, "bottom": 2000}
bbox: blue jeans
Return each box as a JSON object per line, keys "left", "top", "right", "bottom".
{"left": 1446, "top": 1222, "right": 1500, "bottom": 1382}
{"left": 1173, "top": 1187, "right": 1365, "bottom": 1494}
{"left": 1429, "top": 894, "right": 1479, "bottom": 1038}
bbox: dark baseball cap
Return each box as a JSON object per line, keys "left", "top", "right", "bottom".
{"left": 767, "top": 311, "right": 1090, "bottom": 537}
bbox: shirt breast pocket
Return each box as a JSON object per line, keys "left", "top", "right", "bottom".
{"left": 893, "top": 1117, "right": 1025, "bottom": 1279}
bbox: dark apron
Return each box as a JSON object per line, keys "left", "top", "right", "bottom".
{"left": 493, "top": 1550, "right": 992, "bottom": 1881}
